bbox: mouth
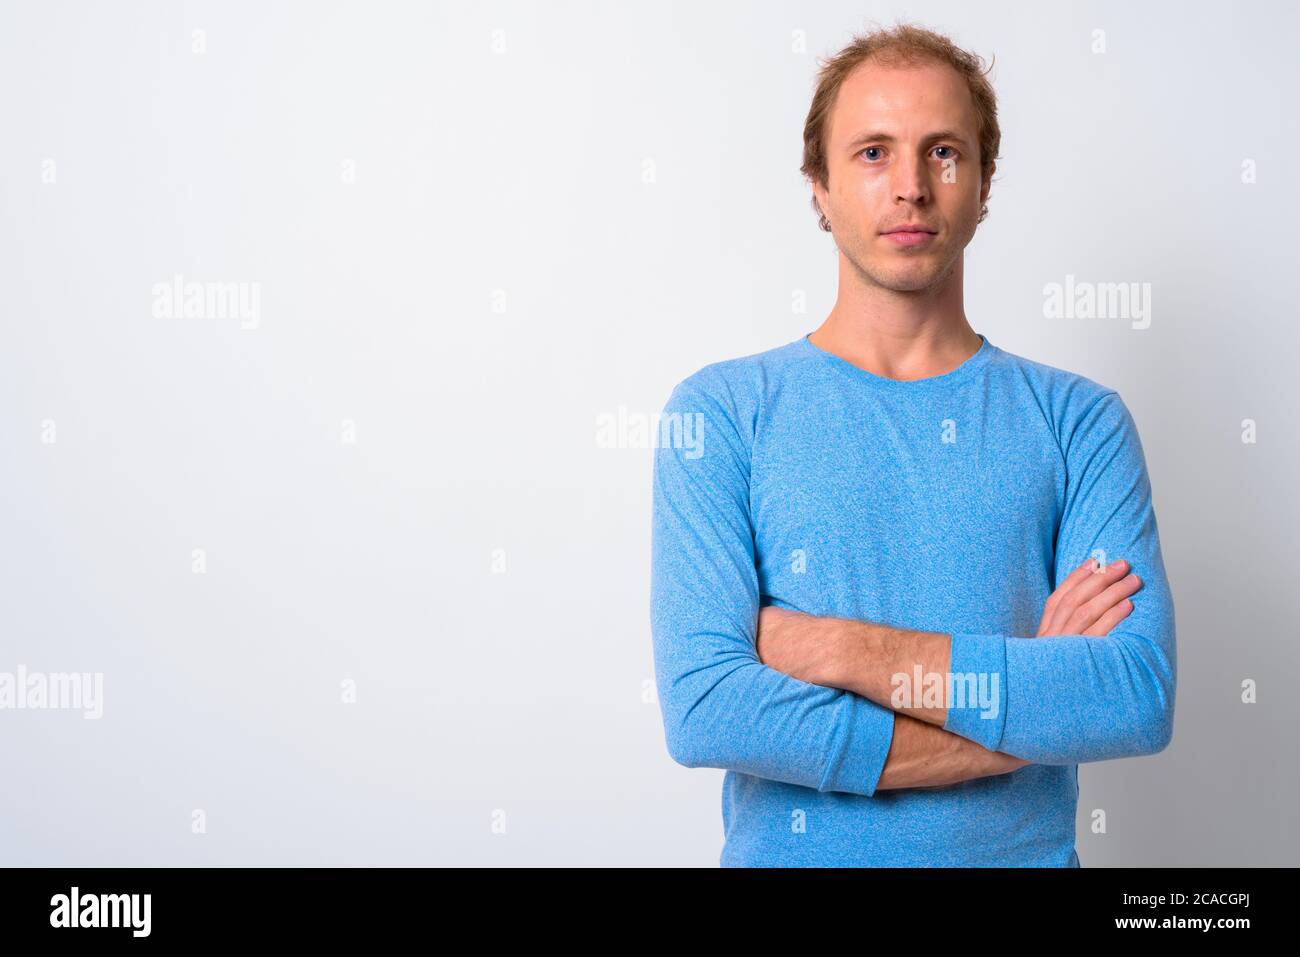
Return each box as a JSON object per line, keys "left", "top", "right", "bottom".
{"left": 881, "top": 228, "right": 938, "bottom": 248}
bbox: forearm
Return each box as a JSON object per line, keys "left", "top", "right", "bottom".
{"left": 877, "top": 712, "right": 1029, "bottom": 790}
{"left": 769, "top": 606, "right": 1172, "bottom": 764}
{"left": 757, "top": 607, "right": 959, "bottom": 725}
{"left": 833, "top": 618, "right": 955, "bottom": 727}
{"left": 844, "top": 609, "right": 1174, "bottom": 764}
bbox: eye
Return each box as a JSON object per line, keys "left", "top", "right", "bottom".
{"left": 860, "top": 146, "right": 884, "bottom": 162}
{"left": 933, "top": 146, "right": 958, "bottom": 160}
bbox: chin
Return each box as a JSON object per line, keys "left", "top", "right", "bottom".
{"left": 885, "top": 279, "right": 937, "bottom": 293}
{"left": 871, "top": 266, "right": 941, "bottom": 292}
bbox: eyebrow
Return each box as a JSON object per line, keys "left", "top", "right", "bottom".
{"left": 847, "top": 129, "right": 971, "bottom": 150}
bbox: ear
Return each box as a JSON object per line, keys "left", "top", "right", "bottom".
{"left": 979, "top": 163, "right": 995, "bottom": 205}
{"left": 812, "top": 177, "right": 830, "bottom": 221}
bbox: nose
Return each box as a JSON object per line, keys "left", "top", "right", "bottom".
{"left": 892, "top": 152, "right": 931, "bottom": 207}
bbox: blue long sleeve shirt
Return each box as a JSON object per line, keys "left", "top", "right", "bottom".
{"left": 649, "top": 331, "right": 1176, "bottom": 867}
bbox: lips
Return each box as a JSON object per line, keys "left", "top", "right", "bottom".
{"left": 882, "top": 228, "right": 937, "bottom": 247}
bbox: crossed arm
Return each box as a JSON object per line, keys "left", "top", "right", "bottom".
{"left": 650, "top": 377, "right": 1177, "bottom": 797}
{"left": 753, "top": 556, "right": 1143, "bottom": 790}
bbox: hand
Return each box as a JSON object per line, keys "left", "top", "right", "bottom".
{"left": 755, "top": 605, "right": 856, "bottom": 688}
{"left": 1037, "top": 557, "right": 1143, "bottom": 637}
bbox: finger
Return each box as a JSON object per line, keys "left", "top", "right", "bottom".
{"left": 1063, "top": 558, "right": 1129, "bottom": 609}
{"left": 1082, "top": 597, "right": 1135, "bottom": 637}
{"left": 1067, "top": 573, "right": 1143, "bottom": 634}
{"left": 1037, "top": 558, "right": 1102, "bottom": 636}
{"left": 1041, "top": 558, "right": 1116, "bottom": 635}
{"left": 1043, "top": 558, "right": 1129, "bottom": 636}
{"left": 1095, "top": 571, "right": 1143, "bottom": 609}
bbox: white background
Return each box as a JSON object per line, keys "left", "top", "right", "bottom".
{"left": 1, "top": 0, "right": 1296, "bottom": 864}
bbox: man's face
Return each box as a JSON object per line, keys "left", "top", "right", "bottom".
{"left": 813, "top": 58, "right": 991, "bottom": 293}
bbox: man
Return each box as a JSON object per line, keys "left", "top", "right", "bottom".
{"left": 648, "top": 24, "right": 1176, "bottom": 867}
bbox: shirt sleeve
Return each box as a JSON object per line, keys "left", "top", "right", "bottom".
{"left": 942, "top": 391, "right": 1177, "bottom": 764}
{"left": 650, "top": 372, "right": 897, "bottom": 796}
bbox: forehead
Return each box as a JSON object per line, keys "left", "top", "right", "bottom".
{"left": 827, "top": 58, "right": 977, "bottom": 143}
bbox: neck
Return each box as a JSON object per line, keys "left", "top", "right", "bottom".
{"left": 809, "top": 254, "right": 981, "bottom": 381}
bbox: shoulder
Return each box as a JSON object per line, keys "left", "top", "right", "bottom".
{"left": 661, "top": 337, "right": 807, "bottom": 424}
{"left": 989, "top": 343, "right": 1117, "bottom": 409}
{"left": 988, "top": 342, "right": 1134, "bottom": 440}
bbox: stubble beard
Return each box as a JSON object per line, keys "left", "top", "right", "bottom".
{"left": 833, "top": 213, "right": 975, "bottom": 296}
